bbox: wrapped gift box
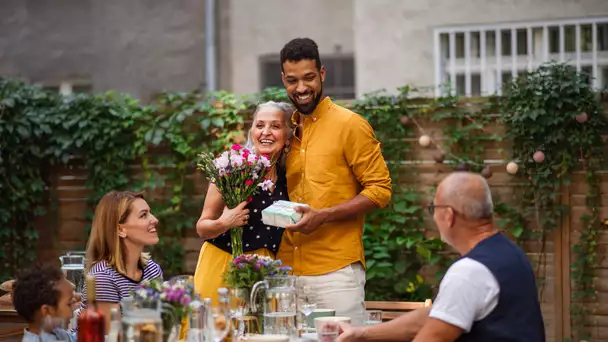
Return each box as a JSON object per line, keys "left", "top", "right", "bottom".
{"left": 261, "top": 200, "right": 308, "bottom": 228}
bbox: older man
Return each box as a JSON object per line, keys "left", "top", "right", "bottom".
{"left": 336, "top": 172, "right": 545, "bottom": 342}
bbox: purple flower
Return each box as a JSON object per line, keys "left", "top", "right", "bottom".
{"left": 180, "top": 294, "right": 192, "bottom": 306}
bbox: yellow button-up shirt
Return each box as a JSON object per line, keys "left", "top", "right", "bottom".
{"left": 277, "top": 97, "right": 392, "bottom": 276}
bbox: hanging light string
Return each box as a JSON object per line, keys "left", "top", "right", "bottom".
{"left": 408, "top": 115, "right": 494, "bottom": 169}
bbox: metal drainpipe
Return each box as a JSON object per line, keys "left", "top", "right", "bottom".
{"left": 205, "top": 0, "right": 217, "bottom": 92}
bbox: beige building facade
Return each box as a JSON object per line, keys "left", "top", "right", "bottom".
{"left": 353, "top": 0, "right": 608, "bottom": 96}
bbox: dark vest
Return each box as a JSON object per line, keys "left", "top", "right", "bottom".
{"left": 456, "top": 232, "right": 546, "bottom": 342}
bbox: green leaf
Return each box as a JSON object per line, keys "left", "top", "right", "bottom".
{"left": 511, "top": 226, "right": 524, "bottom": 238}
{"left": 211, "top": 117, "right": 225, "bottom": 128}
{"left": 416, "top": 245, "right": 431, "bottom": 260}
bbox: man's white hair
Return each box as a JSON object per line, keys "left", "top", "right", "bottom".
{"left": 438, "top": 172, "right": 494, "bottom": 220}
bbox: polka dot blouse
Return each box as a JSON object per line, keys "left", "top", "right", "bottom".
{"left": 208, "top": 167, "right": 288, "bottom": 254}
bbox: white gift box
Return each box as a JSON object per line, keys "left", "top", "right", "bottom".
{"left": 261, "top": 200, "right": 309, "bottom": 228}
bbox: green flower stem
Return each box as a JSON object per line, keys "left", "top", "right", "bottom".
{"left": 231, "top": 228, "right": 244, "bottom": 258}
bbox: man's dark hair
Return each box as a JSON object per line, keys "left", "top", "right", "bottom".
{"left": 280, "top": 38, "right": 323, "bottom": 71}
{"left": 12, "top": 263, "right": 64, "bottom": 322}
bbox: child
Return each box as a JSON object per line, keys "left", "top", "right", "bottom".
{"left": 12, "top": 263, "right": 77, "bottom": 342}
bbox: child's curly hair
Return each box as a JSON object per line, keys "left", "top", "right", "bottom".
{"left": 12, "top": 263, "right": 65, "bottom": 322}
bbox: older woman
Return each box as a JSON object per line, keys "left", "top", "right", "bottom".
{"left": 76, "top": 191, "right": 163, "bottom": 333}
{"left": 193, "top": 101, "right": 294, "bottom": 303}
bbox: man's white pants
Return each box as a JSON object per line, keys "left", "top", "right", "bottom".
{"left": 296, "top": 262, "right": 366, "bottom": 327}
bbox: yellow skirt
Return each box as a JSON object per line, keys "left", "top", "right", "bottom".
{"left": 193, "top": 241, "right": 275, "bottom": 305}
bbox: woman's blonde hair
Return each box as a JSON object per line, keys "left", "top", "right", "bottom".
{"left": 85, "top": 190, "right": 149, "bottom": 274}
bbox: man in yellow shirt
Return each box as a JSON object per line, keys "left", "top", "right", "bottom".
{"left": 276, "top": 37, "right": 392, "bottom": 326}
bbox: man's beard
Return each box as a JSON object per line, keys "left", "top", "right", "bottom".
{"left": 289, "top": 84, "right": 323, "bottom": 115}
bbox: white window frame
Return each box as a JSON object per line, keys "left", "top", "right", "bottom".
{"left": 433, "top": 17, "right": 608, "bottom": 97}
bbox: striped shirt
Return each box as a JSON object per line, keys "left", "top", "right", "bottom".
{"left": 74, "top": 259, "right": 163, "bottom": 330}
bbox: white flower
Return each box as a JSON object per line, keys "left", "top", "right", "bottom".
{"left": 230, "top": 153, "right": 245, "bottom": 168}
{"left": 247, "top": 153, "right": 257, "bottom": 164}
{"left": 214, "top": 152, "right": 230, "bottom": 170}
{"left": 259, "top": 155, "right": 271, "bottom": 168}
{"left": 259, "top": 179, "right": 274, "bottom": 191}
{"left": 136, "top": 289, "right": 147, "bottom": 298}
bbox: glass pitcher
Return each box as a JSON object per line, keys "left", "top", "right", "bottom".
{"left": 59, "top": 253, "right": 85, "bottom": 293}
{"left": 120, "top": 297, "right": 176, "bottom": 342}
{"left": 250, "top": 276, "right": 297, "bottom": 337}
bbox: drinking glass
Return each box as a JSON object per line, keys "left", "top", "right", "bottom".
{"left": 229, "top": 288, "right": 250, "bottom": 318}
{"left": 40, "top": 317, "right": 70, "bottom": 342}
{"left": 317, "top": 323, "right": 339, "bottom": 342}
{"left": 365, "top": 310, "right": 382, "bottom": 325}
{"left": 209, "top": 306, "right": 232, "bottom": 342}
{"left": 168, "top": 275, "right": 193, "bottom": 286}
{"left": 298, "top": 285, "right": 316, "bottom": 333}
{"left": 228, "top": 288, "right": 250, "bottom": 339}
{"left": 59, "top": 254, "right": 85, "bottom": 294}
{"left": 42, "top": 316, "right": 66, "bottom": 330}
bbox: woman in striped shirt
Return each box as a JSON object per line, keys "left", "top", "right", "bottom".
{"left": 76, "top": 191, "right": 163, "bottom": 333}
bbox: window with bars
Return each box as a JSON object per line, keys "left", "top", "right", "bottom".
{"left": 433, "top": 18, "right": 608, "bottom": 97}
{"left": 260, "top": 55, "right": 356, "bottom": 100}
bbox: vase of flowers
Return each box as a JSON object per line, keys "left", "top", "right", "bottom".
{"left": 197, "top": 144, "right": 275, "bottom": 258}
{"left": 132, "top": 278, "right": 198, "bottom": 342}
{"left": 223, "top": 254, "right": 292, "bottom": 332}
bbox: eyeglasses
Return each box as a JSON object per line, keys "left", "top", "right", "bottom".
{"left": 427, "top": 200, "right": 453, "bottom": 215}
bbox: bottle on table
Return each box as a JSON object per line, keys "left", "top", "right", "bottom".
{"left": 107, "top": 307, "right": 121, "bottom": 342}
{"left": 77, "top": 275, "right": 106, "bottom": 342}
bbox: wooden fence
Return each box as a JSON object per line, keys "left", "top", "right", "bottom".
{"left": 35, "top": 113, "right": 608, "bottom": 342}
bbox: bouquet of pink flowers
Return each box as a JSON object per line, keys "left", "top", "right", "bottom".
{"left": 197, "top": 143, "right": 275, "bottom": 258}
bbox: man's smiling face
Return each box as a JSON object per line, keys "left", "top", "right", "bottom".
{"left": 282, "top": 59, "right": 325, "bottom": 114}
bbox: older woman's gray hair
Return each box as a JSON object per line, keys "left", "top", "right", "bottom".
{"left": 245, "top": 101, "right": 294, "bottom": 168}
